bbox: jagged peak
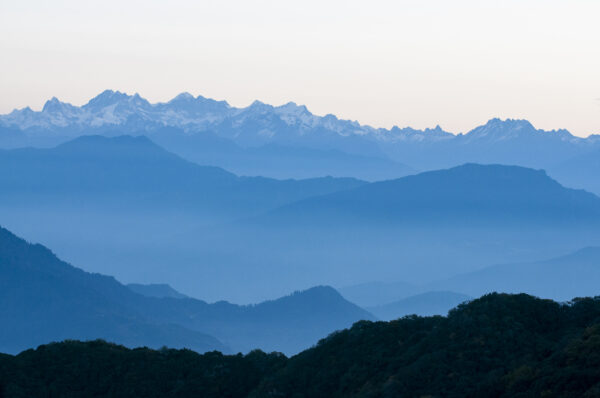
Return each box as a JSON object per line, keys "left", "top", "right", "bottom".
{"left": 42, "top": 96, "right": 70, "bottom": 113}
{"left": 466, "top": 118, "right": 537, "bottom": 139}
{"left": 247, "top": 99, "right": 274, "bottom": 112}
{"left": 389, "top": 125, "right": 451, "bottom": 136}
{"left": 84, "top": 89, "right": 131, "bottom": 108}
{"left": 129, "top": 93, "right": 151, "bottom": 107}
{"left": 170, "top": 92, "right": 195, "bottom": 102}
{"left": 483, "top": 118, "right": 535, "bottom": 129}
{"left": 9, "top": 106, "right": 34, "bottom": 115}
{"left": 250, "top": 99, "right": 266, "bottom": 107}
{"left": 195, "top": 94, "right": 231, "bottom": 108}
{"left": 466, "top": 118, "right": 578, "bottom": 141}
{"left": 275, "top": 101, "right": 311, "bottom": 115}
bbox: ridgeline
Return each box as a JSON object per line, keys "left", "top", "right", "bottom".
{"left": 2, "top": 293, "right": 600, "bottom": 397}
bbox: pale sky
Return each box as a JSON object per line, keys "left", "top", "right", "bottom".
{"left": 1, "top": 0, "right": 599, "bottom": 136}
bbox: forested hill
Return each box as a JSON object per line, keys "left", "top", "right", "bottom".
{"left": 2, "top": 293, "right": 600, "bottom": 397}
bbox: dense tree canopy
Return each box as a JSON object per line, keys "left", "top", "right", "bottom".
{"left": 0, "top": 340, "right": 285, "bottom": 398}
{"left": 2, "top": 293, "right": 600, "bottom": 397}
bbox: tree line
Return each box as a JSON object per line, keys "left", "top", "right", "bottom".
{"left": 2, "top": 293, "right": 600, "bottom": 397}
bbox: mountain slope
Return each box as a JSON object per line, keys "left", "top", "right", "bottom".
{"left": 382, "top": 118, "right": 598, "bottom": 170}
{"left": 127, "top": 283, "right": 188, "bottom": 299}
{"left": 367, "top": 291, "right": 472, "bottom": 321}
{"left": 0, "top": 226, "right": 225, "bottom": 355}
{"left": 212, "top": 163, "right": 600, "bottom": 295}
{"left": 430, "top": 247, "right": 600, "bottom": 301}
{"left": 130, "top": 286, "right": 375, "bottom": 354}
{"left": 549, "top": 148, "right": 600, "bottom": 196}
{"left": 0, "top": 226, "right": 373, "bottom": 355}
{"left": 0, "top": 134, "right": 365, "bottom": 218}
{"left": 256, "top": 163, "right": 600, "bottom": 226}
{"left": 159, "top": 137, "right": 414, "bottom": 181}
{"left": 0, "top": 135, "right": 365, "bottom": 293}
{"left": 2, "top": 133, "right": 600, "bottom": 303}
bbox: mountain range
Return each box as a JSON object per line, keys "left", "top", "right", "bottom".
{"left": 0, "top": 134, "right": 365, "bottom": 296}
{"left": 1, "top": 91, "right": 599, "bottom": 192}
{"left": 253, "top": 163, "right": 600, "bottom": 226}
{"left": 0, "top": 226, "right": 374, "bottom": 355}
{"left": 226, "top": 163, "right": 600, "bottom": 296}
{"left": 1, "top": 133, "right": 600, "bottom": 302}
{"left": 0, "top": 134, "right": 364, "bottom": 221}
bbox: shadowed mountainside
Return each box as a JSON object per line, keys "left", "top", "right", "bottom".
{"left": 0, "top": 226, "right": 374, "bottom": 355}
{"left": 2, "top": 137, "right": 600, "bottom": 302}
{"left": 0, "top": 225, "right": 226, "bottom": 354}
{"left": 254, "top": 163, "right": 600, "bottom": 226}
{"left": 0, "top": 134, "right": 365, "bottom": 221}
{"left": 2, "top": 294, "right": 600, "bottom": 397}
{"left": 127, "top": 283, "right": 188, "bottom": 299}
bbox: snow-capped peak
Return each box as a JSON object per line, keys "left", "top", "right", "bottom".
{"left": 0, "top": 91, "right": 589, "bottom": 147}
{"left": 169, "top": 92, "right": 195, "bottom": 103}
{"left": 42, "top": 97, "right": 63, "bottom": 112}
{"left": 84, "top": 90, "right": 131, "bottom": 110}
{"left": 463, "top": 118, "right": 577, "bottom": 143}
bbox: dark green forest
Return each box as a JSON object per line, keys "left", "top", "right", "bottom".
{"left": 2, "top": 293, "right": 600, "bottom": 398}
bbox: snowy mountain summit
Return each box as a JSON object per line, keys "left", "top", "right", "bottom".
{"left": 1, "top": 90, "right": 599, "bottom": 178}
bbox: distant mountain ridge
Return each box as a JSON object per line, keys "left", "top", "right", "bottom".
{"left": 2, "top": 136, "right": 600, "bottom": 301}
{"left": 0, "top": 225, "right": 226, "bottom": 355}
{"left": 366, "top": 291, "right": 472, "bottom": 321}
{"left": 0, "top": 225, "right": 374, "bottom": 355}
{"left": 254, "top": 163, "right": 600, "bottom": 226}
{"left": 0, "top": 90, "right": 441, "bottom": 141}
{"left": 429, "top": 246, "right": 600, "bottom": 301}
{"left": 197, "top": 163, "right": 600, "bottom": 300}
{"left": 1, "top": 91, "right": 594, "bottom": 145}
{"left": 2, "top": 91, "right": 599, "bottom": 186}
{"left": 0, "top": 90, "right": 597, "bottom": 148}
{"left": 0, "top": 134, "right": 364, "bottom": 218}
{"left": 549, "top": 148, "right": 600, "bottom": 196}
{"left": 0, "top": 134, "right": 366, "bottom": 297}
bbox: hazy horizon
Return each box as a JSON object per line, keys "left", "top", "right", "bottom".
{"left": 2, "top": 0, "right": 599, "bottom": 137}
{"left": 4, "top": 89, "right": 596, "bottom": 137}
